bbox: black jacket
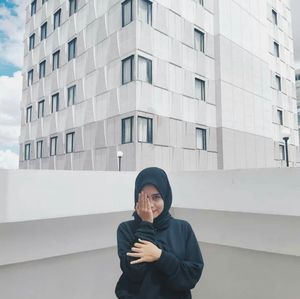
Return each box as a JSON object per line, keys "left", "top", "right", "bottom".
{"left": 115, "top": 167, "right": 204, "bottom": 299}
{"left": 115, "top": 217, "right": 204, "bottom": 299}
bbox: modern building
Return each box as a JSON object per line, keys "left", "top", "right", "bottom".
{"left": 19, "top": 0, "right": 299, "bottom": 170}
{"left": 296, "top": 69, "right": 300, "bottom": 140}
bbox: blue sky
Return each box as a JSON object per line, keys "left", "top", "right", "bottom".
{"left": 0, "top": 0, "right": 24, "bottom": 168}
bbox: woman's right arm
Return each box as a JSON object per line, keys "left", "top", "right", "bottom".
{"left": 117, "top": 221, "right": 156, "bottom": 282}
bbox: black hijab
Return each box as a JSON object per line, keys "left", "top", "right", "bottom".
{"left": 132, "top": 167, "right": 172, "bottom": 231}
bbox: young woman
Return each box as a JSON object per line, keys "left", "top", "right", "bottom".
{"left": 115, "top": 167, "right": 204, "bottom": 299}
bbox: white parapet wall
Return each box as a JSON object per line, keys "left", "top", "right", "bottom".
{"left": 0, "top": 168, "right": 300, "bottom": 299}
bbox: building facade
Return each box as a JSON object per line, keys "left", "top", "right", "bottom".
{"left": 19, "top": 0, "right": 299, "bottom": 170}
{"left": 296, "top": 69, "right": 300, "bottom": 140}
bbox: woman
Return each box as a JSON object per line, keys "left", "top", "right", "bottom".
{"left": 115, "top": 167, "right": 204, "bottom": 299}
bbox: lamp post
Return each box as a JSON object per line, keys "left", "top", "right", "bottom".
{"left": 282, "top": 136, "right": 289, "bottom": 167}
{"left": 117, "top": 151, "right": 124, "bottom": 171}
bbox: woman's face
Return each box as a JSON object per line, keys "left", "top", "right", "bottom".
{"left": 141, "top": 184, "right": 164, "bottom": 219}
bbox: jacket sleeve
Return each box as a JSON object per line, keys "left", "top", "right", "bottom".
{"left": 153, "top": 222, "right": 204, "bottom": 291}
{"left": 117, "top": 221, "right": 157, "bottom": 283}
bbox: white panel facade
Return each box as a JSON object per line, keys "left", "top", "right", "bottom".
{"left": 19, "top": 0, "right": 298, "bottom": 170}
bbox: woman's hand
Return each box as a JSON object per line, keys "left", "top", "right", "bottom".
{"left": 136, "top": 191, "right": 153, "bottom": 223}
{"left": 127, "top": 239, "right": 162, "bottom": 264}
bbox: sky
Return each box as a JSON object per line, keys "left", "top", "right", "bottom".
{"left": 0, "top": 0, "right": 299, "bottom": 169}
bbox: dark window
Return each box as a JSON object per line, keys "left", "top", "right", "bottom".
{"left": 29, "top": 33, "right": 35, "bottom": 50}
{"left": 68, "top": 38, "right": 77, "bottom": 61}
{"left": 275, "top": 75, "right": 281, "bottom": 91}
{"left": 277, "top": 109, "right": 283, "bottom": 125}
{"left": 274, "top": 41, "right": 279, "bottom": 57}
{"left": 122, "top": 117, "right": 133, "bottom": 144}
{"left": 38, "top": 100, "right": 45, "bottom": 118}
{"left": 28, "top": 69, "right": 34, "bottom": 86}
{"left": 138, "top": 56, "right": 152, "bottom": 83}
{"left": 39, "top": 60, "right": 46, "bottom": 79}
{"left": 138, "top": 116, "right": 152, "bottom": 143}
{"left": 122, "top": 55, "right": 134, "bottom": 84}
{"left": 272, "top": 9, "right": 278, "bottom": 25}
{"left": 139, "top": 0, "right": 152, "bottom": 25}
{"left": 198, "top": 0, "right": 204, "bottom": 5}
{"left": 66, "top": 132, "right": 75, "bottom": 153}
{"left": 69, "top": 0, "right": 77, "bottom": 16}
{"left": 50, "top": 136, "right": 58, "bottom": 156}
{"left": 51, "top": 93, "right": 59, "bottom": 113}
{"left": 41, "top": 22, "right": 47, "bottom": 41}
{"left": 67, "top": 85, "right": 76, "bottom": 106}
{"left": 54, "top": 9, "right": 61, "bottom": 30}
{"left": 26, "top": 106, "right": 32, "bottom": 123}
{"left": 24, "top": 143, "right": 31, "bottom": 160}
{"left": 122, "top": 0, "right": 132, "bottom": 27}
{"left": 196, "top": 128, "right": 207, "bottom": 150}
{"left": 36, "top": 140, "right": 43, "bottom": 158}
{"left": 52, "top": 50, "right": 60, "bottom": 70}
{"left": 279, "top": 144, "right": 285, "bottom": 160}
{"left": 195, "top": 78, "right": 206, "bottom": 101}
{"left": 42, "top": 0, "right": 48, "bottom": 4}
{"left": 31, "top": 0, "right": 37, "bottom": 16}
{"left": 194, "top": 29, "right": 205, "bottom": 53}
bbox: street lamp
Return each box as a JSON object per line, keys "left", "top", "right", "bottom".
{"left": 117, "top": 151, "right": 124, "bottom": 171}
{"left": 282, "top": 132, "right": 291, "bottom": 167}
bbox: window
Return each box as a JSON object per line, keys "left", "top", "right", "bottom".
{"left": 68, "top": 38, "right": 77, "bottom": 61}
{"left": 41, "top": 22, "right": 47, "bottom": 41}
{"left": 69, "top": 0, "right": 77, "bottom": 16}
{"left": 28, "top": 69, "right": 34, "bottom": 86}
{"left": 26, "top": 106, "right": 32, "bottom": 123}
{"left": 66, "top": 132, "right": 75, "bottom": 153}
{"left": 50, "top": 136, "right": 58, "bottom": 156}
{"left": 29, "top": 33, "right": 35, "bottom": 50}
{"left": 277, "top": 109, "right": 283, "bottom": 125}
{"left": 194, "top": 29, "right": 205, "bottom": 53}
{"left": 138, "top": 56, "right": 152, "bottom": 83}
{"left": 195, "top": 78, "right": 206, "bottom": 101}
{"left": 138, "top": 116, "right": 152, "bottom": 143}
{"left": 139, "top": 0, "right": 152, "bottom": 25}
{"left": 122, "top": 117, "right": 133, "bottom": 144}
{"left": 51, "top": 93, "right": 59, "bottom": 113}
{"left": 198, "top": 0, "right": 204, "bottom": 5}
{"left": 24, "top": 144, "right": 31, "bottom": 160}
{"left": 272, "top": 9, "right": 278, "bottom": 25}
{"left": 38, "top": 100, "right": 45, "bottom": 118}
{"left": 196, "top": 128, "right": 207, "bottom": 150}
{"left": 275, "top": 75, "right": 281, "bottom": 91}
{"left": 31, "top": 0, "right": 37, "bottom": 16}
{"left": 39, "top": 60, "right": 46, "bottom": 79}
{"left": 279, "top": 144, "right": 285, "bottom": 160}
{"left": 52, "top": 50, "right": 60, "bottom": 70}
{"left": 36, "top": 140, "right": 43, "bottom": 158}
{"left": 42, "top": 0, "right": 48, "bottom": 4}
{"left": 53, "top": 9, "right": 61, "bottom": 30}
{"left": 273, "top": 41, "right": 279, "bottom": 57}
{"left": 67, "top": 85, "right": 76, "bottom": 106}
{"left": 122, "top": 55, "right": 134, "bottom": 84}
{"left": 122, "top": 0, "right": 132, "bottom": 27}
{"left": 295, "top": 74, "right": 300, "bottom": 81}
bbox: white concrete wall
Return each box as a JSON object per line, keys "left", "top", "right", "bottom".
{"left": 0, "top": 169, "right": 300, "bottom": 298}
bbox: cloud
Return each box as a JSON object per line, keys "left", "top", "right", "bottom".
{"left": 0, "top": 0, "right": 26, "bottom": 68}
{"left": 0, "top": 149, "right": 19, "bottom": 169}
{"left": 0, "top": 71, "right": 22, "bottom": 148}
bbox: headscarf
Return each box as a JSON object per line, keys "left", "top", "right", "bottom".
{"left": 132, "top": 167, "right": 172, "bottom": 230}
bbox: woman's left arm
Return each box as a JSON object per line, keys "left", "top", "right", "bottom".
{"left": 153, "top": 222, "right": 204, "bottom": 291}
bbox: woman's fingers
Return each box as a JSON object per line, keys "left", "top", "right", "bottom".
{"left": 131, "top": 246, "right": 142, "bottom": 252}
{"left": 126, "top": 252, "right": 141, "bottom": 257}
{"left": 130, "top": 257, "right": 144, "bottom": 264}
{"left": 138, "top": 238, "right": 150, "bottom": 244}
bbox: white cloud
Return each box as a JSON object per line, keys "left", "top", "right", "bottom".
{"left": 0, "top": 149, "right": 19, "bottom": 169}
{"left": 0, "top": 71, "right": 22, "bottom": 148}
{"left": 0, "top": 0, "right": 26, "bottom": 67}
